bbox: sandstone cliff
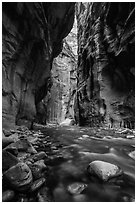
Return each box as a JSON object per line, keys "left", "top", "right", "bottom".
{"left": 75, "top": 2, "right": 135, "bottom": 128}
{"left": 2, "top": 2, "right": 75, "bottom": 129}
{"left": 46, "top": 18, "right": 77, "bottom": 124}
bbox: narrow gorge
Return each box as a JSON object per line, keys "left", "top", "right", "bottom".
{"left": 2, "top": 2, "right": 135, "bottom": 202}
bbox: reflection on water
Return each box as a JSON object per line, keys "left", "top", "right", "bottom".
{"left": 42, "top": 126, "right": 135, "bottom": 202}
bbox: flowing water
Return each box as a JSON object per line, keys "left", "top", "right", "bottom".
{"left": 40, "top": 125, "right": 135, "bottom": 202}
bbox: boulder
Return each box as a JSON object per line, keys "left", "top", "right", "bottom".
{"left": 60, "top": 118, "right": 75, "bottom": 126}
{"left": 128, "top": 151, "right": 135, "bottom": 160}
{"left": 88, "top": 160, "right": 123, "bottom": 181}
{"left": 3, "top": 162, "right": 33, "bottom": 192}
{"left": 4, "top": 138, "right": 37, "bottom": 154}
{"left": 30, "top": 160, "right": 47, "bottom": 179}
{"left": 67, "top": 182, "right": 87, "bottom": 195}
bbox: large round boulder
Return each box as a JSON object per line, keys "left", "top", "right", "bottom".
{"left": 3, "top": 162, "right": 33, "bottom": 192}
{"left": 88, "top": 160, "right": 123, "bottom": 181}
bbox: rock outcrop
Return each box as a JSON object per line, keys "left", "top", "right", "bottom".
{"left": 75, "top": 2, "right": 135, "bottom": 128}
{"left": 2, "top": 2, "right": 75, "bottom": 130}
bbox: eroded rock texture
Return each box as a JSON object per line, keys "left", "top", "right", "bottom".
{"left": 2, "top": 2, "right": 75, "bottom": 129}
{"left": 46, "top": 19, "right": 77, "bottom": 124}
{"left": 75, "top": 2, "right": 135, "bottom": 128}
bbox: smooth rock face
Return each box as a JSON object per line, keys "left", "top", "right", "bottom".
{"left": 75, "top": 2, "right": 135, "bottom": 128}
{"left": 88, "top": 160, "right": 123, "bottom": 181}
{"left": 2, "top": 2, "right": 75, "bottom": 130}
{"left": 3, "top": 162, "right": 33, "bottom": 191}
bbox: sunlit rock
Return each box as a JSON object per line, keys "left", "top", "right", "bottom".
{"left": 88, "top": 160, "right": 123, "bottom": 181}
{"left": 128, "top": 151, "right": 135, "bottom": 160}
{"left": 60, "top": 118, "right": 75, "bottom": 126}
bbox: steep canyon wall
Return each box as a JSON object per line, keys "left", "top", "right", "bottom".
{"left": 75, "top": 2, "right": 135, "bottom": 128}
{"left": 2, "top": 2, "right": 75, "bottom": 129}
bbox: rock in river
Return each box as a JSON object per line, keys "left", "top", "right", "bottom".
{"left": 30, "top": 160, "right": 47, "bottom": 179}
{"left": 67, "top": 182, "right": 87, "bottom": 195}
{"left": 128, "top": 151, "right": 135, "bottom": 160}
{"left": 3, "top": 162, "right": 33, "bottom": 192}
{"left": 88, "top": 160, "right": 123, "bottom": 181}
{"left": 30, "top": 177, "right": 46, "bottom": 192}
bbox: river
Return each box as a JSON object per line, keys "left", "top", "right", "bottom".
{"left": 37, "top": 125, "right": 135, "bottom": 202}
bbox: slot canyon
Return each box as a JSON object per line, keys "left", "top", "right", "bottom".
{"left": 2, "top": 2, "right": 135, "bottom": 202}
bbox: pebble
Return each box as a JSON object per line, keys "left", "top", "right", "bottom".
{"left": 30, "top": 177, "right": 46, "bottom": 192}
{"left": 67, "top": 182, "right": 87, "bottom": 195}
{"left": 88, "top": 160, "right": 123, "bottom": 181}
{"left": 2, "top": 190, "right": 15, "bottom": 202}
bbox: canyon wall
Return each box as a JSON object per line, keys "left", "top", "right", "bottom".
{"left": 2, "top": 2, "right": 75, "bottom": 129}
{"left": 75, "top": 2, "right": 135, "bottom": 128}
{"left": 46, "top": 19, "right": 77, "bottom": 124}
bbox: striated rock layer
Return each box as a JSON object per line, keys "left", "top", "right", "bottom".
{"left": 46, "top": 18, "right": 77, "bottom": 124}
{"left": 2, "top": 2, "right": 75, "bottom": 129}
{"left": 75, "top": 2, "right": 135, "bottom": 128}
